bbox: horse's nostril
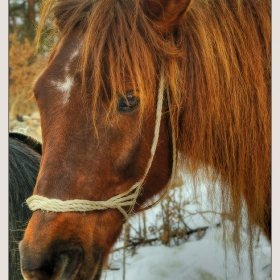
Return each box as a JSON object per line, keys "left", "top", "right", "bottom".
{"left": 19, "top": 242, "right": 84, "bottom": 280}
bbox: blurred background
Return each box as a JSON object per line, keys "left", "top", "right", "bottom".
{"left": 9, "top": 0, "right": 43, "bottom": 141}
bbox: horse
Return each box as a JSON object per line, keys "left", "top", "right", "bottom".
{"left": 9, "top": 133, "right": 41, "bottom": 279}
{"left": 19, "top": 0, "right": 271, "bottom": 279}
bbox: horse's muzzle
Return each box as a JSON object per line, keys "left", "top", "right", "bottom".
{"left": 19, "top": 241, "right": 84, "bottom": 280}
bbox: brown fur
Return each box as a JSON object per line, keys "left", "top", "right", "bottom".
{"left": 21, "top": 0, "right": 270, "bottom": 279}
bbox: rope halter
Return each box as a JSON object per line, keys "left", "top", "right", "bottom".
{"left": 26, "top": 69, "right": 177, "bottom": 221}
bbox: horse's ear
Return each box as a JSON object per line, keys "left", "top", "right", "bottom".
{"left": 143, "top": 0, "right": 192, "bottom": 33}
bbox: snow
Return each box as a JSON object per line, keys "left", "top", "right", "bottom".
{"left": 103, "top": 229, "right": 270, "bottom": 280}
{"left": 102, "top": 179, "right": 271, "bottom": 280}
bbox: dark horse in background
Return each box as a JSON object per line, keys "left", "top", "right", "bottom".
{"left": 9, "top": 133, "right": 41, "bottom": 280}
{"left": 19, "top": 0, "right": 270, "bottom": 279}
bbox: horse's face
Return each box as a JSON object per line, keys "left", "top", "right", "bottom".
{"left": 19, "top": 27, "right": 172, "bottom": 279}
{"left": 19, "top": 1, "right": 191, "bottom": 279}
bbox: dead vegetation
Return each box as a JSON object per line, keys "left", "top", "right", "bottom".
{"left": 9, "top": 33, "right": 43, "bottom": 141}
{"left": 107, "top": 174, "right": 222, "bottom": 271}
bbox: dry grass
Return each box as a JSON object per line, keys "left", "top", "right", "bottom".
{"left": 9, "top": 33, "right": 40, "bottom": 118}
{"left": 114, "top": 174, "right": 221, "bottom": 254}
{"left": 9, "top": 33, "right": 43, "bottom": 141}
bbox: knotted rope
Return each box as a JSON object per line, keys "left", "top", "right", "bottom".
{"left": 26, "top": 70, "right": 176, "bottom": 221}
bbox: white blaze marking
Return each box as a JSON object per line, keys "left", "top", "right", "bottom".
{"left": 65, "top": 47, "right": 81, "bottom": 72}
{"left": 51, "top": 44, "right": 81, "bottom": 105}
{"left": 51, "top": 76, "right": 74, "bottom": 104}
{"left": 70, "top": 49, "right": 79, "bottom": 60}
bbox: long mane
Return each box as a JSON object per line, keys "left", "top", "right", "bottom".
{"left": 36, "top": 0, "right": 271, "bottom": 268}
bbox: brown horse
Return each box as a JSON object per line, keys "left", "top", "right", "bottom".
{"left": 19, "top": 0, "right": 271, "bottom": 279}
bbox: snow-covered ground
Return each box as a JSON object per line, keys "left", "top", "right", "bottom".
{"left": 103, "top": 229, "right": 270, "bottom": 280}
{"left": 102, "top": 180, "right": 271, "bottom": 280}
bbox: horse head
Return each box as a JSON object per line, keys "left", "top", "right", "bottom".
{"left": 19, "top": 1, "right": 192, "bottom": 279}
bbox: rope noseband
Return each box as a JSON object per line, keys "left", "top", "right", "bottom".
{"left": 26, "top": 70, "right": 176, "bottom": 221}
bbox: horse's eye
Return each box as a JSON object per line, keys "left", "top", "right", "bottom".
{"left": 118, "top": 91, "right": 140, "bottom": 112}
